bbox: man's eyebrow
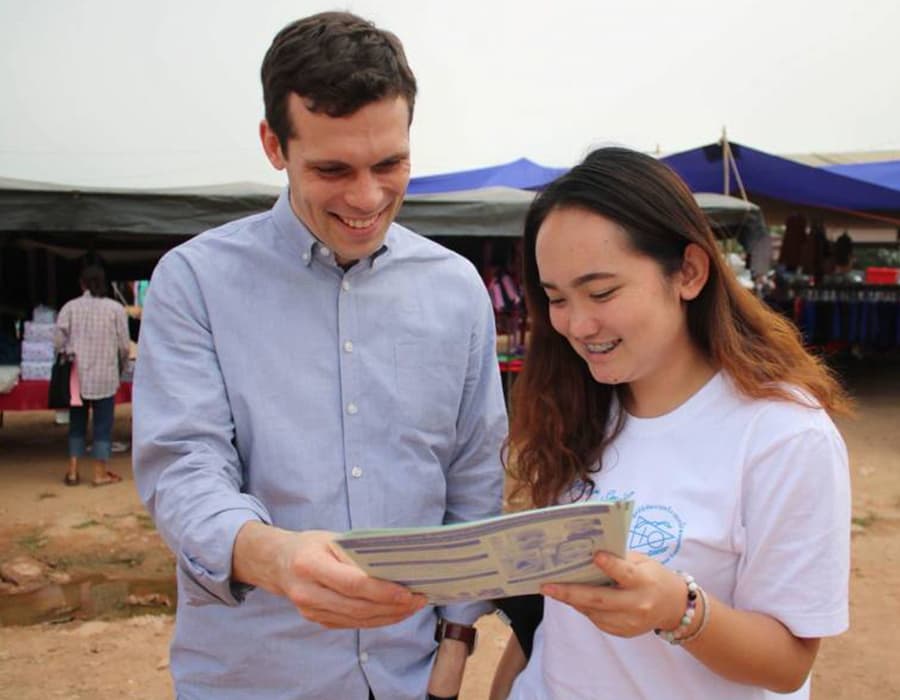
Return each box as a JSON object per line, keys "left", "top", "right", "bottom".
{"left": 305, "top": 151, "right": 410, "bottom": 168}
{"left": 540, "top": 272, "right": 616, "bottom": 289}
{"left": 375, "top": 150, "right": 410, "bottom": 164}
{"left": 305, "top": 159, "right": 349, "bottom": 168}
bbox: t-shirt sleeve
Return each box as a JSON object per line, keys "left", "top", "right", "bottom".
{"left": 734, "top": 412, "right": 850, "bottom": 638}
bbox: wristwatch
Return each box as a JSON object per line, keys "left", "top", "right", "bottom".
{"left": 434, "top": 618, "right": 478, "bottom": 656}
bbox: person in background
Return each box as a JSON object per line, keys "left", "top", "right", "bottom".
{"left": 492, "top": 147, "right": 851, "bottom": 700}
{"left": 132, "top": 11, "right": 506, "bottom": 700}
{"left": 832, "top": 231, "right": 854, "bottom": 274}
{"left": 56, "top": 264, "right": 130, "bottom": 486}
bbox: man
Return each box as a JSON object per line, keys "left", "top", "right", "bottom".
{"left": 133, "top": 11, "right": 506, "bottom": 700}
{"left": 56, "top": 264, "right": 130, "bottom": 487}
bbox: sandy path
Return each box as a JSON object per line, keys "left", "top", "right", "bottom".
{"left": 1, "top": 359, "right": 898, "bottom": 699}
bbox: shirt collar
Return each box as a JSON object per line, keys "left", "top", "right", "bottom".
{"left": 272, "top": 189, "right": 317, "bottom": 267}
{"left": 271, "top": 187, "right": 392, "bottom": 270}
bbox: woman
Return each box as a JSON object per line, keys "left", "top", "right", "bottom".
{"left": 56, "top": 265, "right": 131, "bottom": 487}
{"left": 495, "top": 148, "right": 851, "bottom": 699}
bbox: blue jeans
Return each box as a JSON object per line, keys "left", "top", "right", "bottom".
{"left": 68, "top": 396, "right": 115, "bottom": 460}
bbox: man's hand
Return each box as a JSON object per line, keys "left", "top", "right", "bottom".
{"left": 233, "top": 521, "right": 427, "bottom": 628}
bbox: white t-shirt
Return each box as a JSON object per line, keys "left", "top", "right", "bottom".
{"left": 510, "top": 372, "right": 850, "bottom": 700}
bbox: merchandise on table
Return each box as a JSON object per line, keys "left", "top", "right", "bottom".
{"left": 20, "top": 360, "right": 54, "bottom": 380}
{"left": 16, "top": 307, "right": 60, "bottom": 382}
{"left": 23, "top": 321, "right": 57, "bottom": 343}
{"left": 31, "top": 305, "right": 57, "bottom": 325}
{"left": 20, "top": 340, "right": 55, "bottom": 362}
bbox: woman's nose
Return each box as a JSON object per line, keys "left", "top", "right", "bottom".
{"left": 568, "top": 304, "right": 599, "bottom": 339}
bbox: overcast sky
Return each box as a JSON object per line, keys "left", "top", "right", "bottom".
{"left": 1, "top": 0, "right": 898, "bottom": 187}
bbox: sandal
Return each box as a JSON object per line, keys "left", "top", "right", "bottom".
{"left": 64, "top": 473, "right": 80, "bottom": 486}
{"left": 92, "top": 470, "right": 123, "bottom": 487}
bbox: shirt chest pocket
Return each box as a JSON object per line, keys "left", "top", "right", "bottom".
{"left": 394, "top": 340, "right": 466, "bottom": 435}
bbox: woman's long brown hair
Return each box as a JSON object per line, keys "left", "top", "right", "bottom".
{"left": 506, "top": 148, "right": 852, "bottom": 508}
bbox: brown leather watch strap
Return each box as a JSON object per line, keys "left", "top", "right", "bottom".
{"left": 434, "top": 619, "right": 478, "bottom": 656}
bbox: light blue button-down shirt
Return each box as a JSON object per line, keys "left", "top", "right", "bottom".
{"left": 133, "top": 190, "right": 507, "bottom": 700}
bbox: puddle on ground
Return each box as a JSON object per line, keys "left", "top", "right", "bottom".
{"left": 0, "top": 575, "right": 176, "bottom": 627}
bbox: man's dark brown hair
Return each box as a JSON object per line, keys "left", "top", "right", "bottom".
{"left": 79, "top": 264, "right": 107, "bottom": 297}
{"left": 261, "top": 11, "right": 417, "bottom": 153}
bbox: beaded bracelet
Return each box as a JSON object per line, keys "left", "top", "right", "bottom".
{"left": 678, "top": 585, "right": 711, "bottom": 645}
{"left": 654, "top": 571, "right": 700, "bottom": 645}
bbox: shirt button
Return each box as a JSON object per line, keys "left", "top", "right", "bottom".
{"left": 359, "top": 651, "right": 369, "bottom": 663}
{"left": 301, "top": 252, "right": 310, "bottom": 262}
{"left": 319, "top": 246, "right": 331, "bottom": 257}
{"left": 343, "top": 340, "right": 354, "bottom": 353}
{"left": 341, "top": 280, "right": 351, "bottom": 291}
{"left": 346, "top": 402, "right": 358, "bottom": 415}
{"left": 351, "top": 466, "right": 363, "bottom": 478}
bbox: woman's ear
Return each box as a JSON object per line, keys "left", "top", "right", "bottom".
{"left": 678, "top": 243, "right": 710, "bottom": 301}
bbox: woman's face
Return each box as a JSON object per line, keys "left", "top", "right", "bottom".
{"left": 535, "top": 207, "right": 702, "bottom": 408}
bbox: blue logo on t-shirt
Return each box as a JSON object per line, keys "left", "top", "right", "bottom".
{"left": 629, "top": 504, "right": 684, "bottom": 563}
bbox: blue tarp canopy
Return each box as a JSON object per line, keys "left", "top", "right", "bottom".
{"left": 661, "top": 142, "right": 900, "bottom": 213}
{"left": 823, "top": 160, "right": 900, "bottom": 192}
{"left": 409, "top": 146, "right": 900, "bottom": 216}
{"left": 407, "top": 158, "right": 566, "bottom": 194}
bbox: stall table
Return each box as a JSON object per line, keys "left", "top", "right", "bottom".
{"left": 498, "top": 357, "right": 523, "bottom": 406}
{"left": 0, "top": 380, "right": 132, "bottom": 426}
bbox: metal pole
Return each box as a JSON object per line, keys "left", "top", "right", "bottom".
{"left": 722, "top": 126, "right": 730, "bottom": 196}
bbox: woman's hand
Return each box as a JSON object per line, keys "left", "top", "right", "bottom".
{"left": 541, "top": 551, "right": 688, "bottom": 637}
{"left": 543, "top": 551, "right": 821, "bottom": 693}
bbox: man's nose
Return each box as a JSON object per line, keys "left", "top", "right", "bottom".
{"left": 345, "top": 171, "right": 382, "bottom": 212}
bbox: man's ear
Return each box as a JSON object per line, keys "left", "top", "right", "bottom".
{"left": 259, "top": 120, "right": 287, "bottom": 170}
{"left": 678, "top": 243, "right": 710, "bottom": 301}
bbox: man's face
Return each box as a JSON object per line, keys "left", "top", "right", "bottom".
{"left": 261, "top": 94, "right": 411, "bottom": 265}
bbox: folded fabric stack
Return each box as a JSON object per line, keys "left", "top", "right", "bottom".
{"left": 21, "top": 340, "right": 55, "bottom": 362}
{"left": 20, "top": 363, "right": 54, "bottom": 380}
{"left": 20, "top": 306, "right": 57, "bottom": 380}
{"left": 23, "top": 321, "right": 56, "bottom": 343}
{"left": 32, "top": 305, "right": 57, "bottom": 325}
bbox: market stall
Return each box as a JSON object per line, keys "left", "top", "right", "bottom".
{"left": 0, "top": 169, "right": 783, "bottom": 410}
{"left": 663, "top": 140, "right": 900, "bottom": 354}
{"left": 6, "top": 149, "right": 895, "bottom": 412}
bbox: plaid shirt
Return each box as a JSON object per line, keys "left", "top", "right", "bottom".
{"left": 55, "top": 291, "right": 130, "bottom": 400}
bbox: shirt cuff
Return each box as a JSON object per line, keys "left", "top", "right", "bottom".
{"left": 177, "top": 507, "right": 271, "bottom": 607}
{"left": 437, "top": 600, "right": 495, "bottom": 626}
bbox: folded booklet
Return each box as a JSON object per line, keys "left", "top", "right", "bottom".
{"left": 334, "top": 500, "right": 634, "bottom": 604}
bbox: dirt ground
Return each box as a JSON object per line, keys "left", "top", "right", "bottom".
{"left": 0, "top": 358, "right": 898, "bottom": 699}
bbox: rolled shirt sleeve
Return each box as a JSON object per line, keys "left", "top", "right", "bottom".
{"left": 438, "top": 273, "right": 507, "bottom": 625}
{"left": 133, "top": 250, "right": 272, "bottom": 606}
